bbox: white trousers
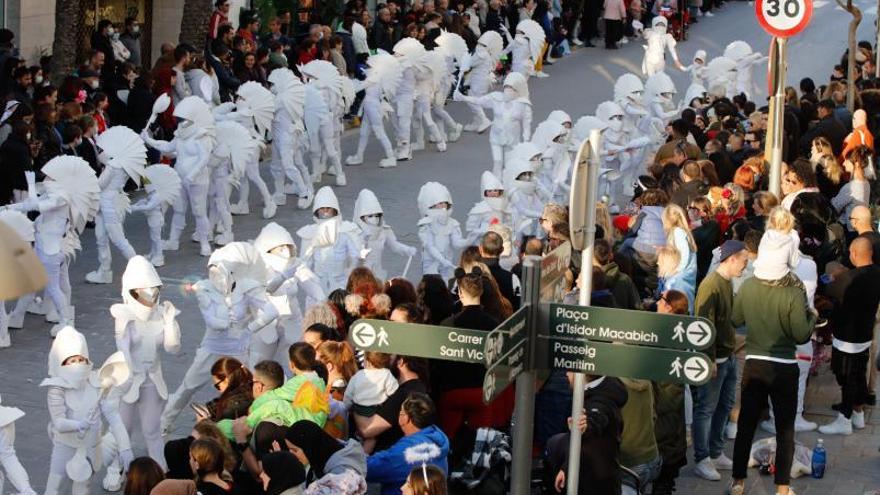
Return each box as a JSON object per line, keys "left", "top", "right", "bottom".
{"left": 307, "top": 121, "right": 343, "bottom": 178}
{"left": 353, "top": 106, "right": 395, "bottom": 160}
{"left": 46, "top": 441, "right": 113, "bottom": 495}
{"left": 412, "top": 95, "right": 444, "bottom": 147}
{"left": 234, "top": 161, "right": 274, "bottom": 208}
{"left": 168, "top": 181, "right": 210, "bottom": 245}
{"left": 37, "top": 248, "right": 71, "bottom": 323}
{"left": 271, "top": 131, "right": 311, "bottom": 199}
{"left": 249, "top": 315, "right": 301, "bottom": 370}
{"left": 209, "top": 170, "right": 234, "bottom": 237}
{"left": 467, "top": 77, "right": 491, "bottom": 126}
{"left": 395, "top": 98, "right": 415, "bottom": 146}
{"left": 146, "top": 210, "right": 164, "bottom": 261}
{"left": 0, "top": 423, "right": 35, "bottom": 494}
{"left": 92, "top": 212, "right": 137, "bottom": 271}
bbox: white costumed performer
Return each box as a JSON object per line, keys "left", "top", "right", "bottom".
{"left": 297, "top": 186, "right": 362, "bottom": 293}
{"left": 267, "top": 68, "right": 313, "bottom": 209}
{"left": 302, "top": 60, "right": 348, "bottom": 186}
{"left": 502, "top": 20, "right": 546, "bottom": 77}
{"left": 638, "top": 17, "right": 685, "bottom": 76}
{"left": 130, "top": 165, "right": 181, "bottom": 267}
{"left": 417, "top": 182, "right": 469, "bottom": 280}
{"left": 345, "top": 52, "right": 403, "bottom": 169}
{"left": 0, "top": 395, "right": 36, "bottom": 494}
{"left": 353, "top": 188, "right": 418, "bottom": 280}
{"left": 430, "top": 31, "right": 467, "bottom": 142}
{"left": 505, "top": 158, "right": 544, "bottom": 240}
{"left": 393, "top": 38, "right": 427, "bottom": 161}
{"left": 209, "top": 120, "right": 261, "bottom": 245}
{"left": 461, "top": 31, "right": 503, "bottom": 133}
{"left": 642, "top": 71, "right": 680, "bottom": 145}
{"left": 724, "top": 40, "right": 767, "bottom": 99}
{"left": 595, "top": 101, "right": 651, "bottom": 203}
{"left": 465, "top": 170, "right": 514, "bottom": 243}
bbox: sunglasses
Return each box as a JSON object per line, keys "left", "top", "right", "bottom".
{"left": 212, "top": 377, "right": 226, "bottom": 390}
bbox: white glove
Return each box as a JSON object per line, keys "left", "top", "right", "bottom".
{"left": 359, "top": 248, "right": 371, "bottom": 260}
{"left": 407, "top": 246, "right": 418, "bottom": 257}
{"left": 119, "top": 449, "right": 134, "bottom": 470}
{"left": 74, "top": 419, "right": 91, "bottom": 434}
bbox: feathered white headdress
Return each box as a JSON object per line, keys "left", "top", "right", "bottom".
{"left": 477, "top": 31, "right": 504, "bottom": 61}
{"left": 516, "top": 19, "right": 546, "bottom": 62}
{"left": 207, "top": 241, "right": 269, "bottom": 291}
{"left": 435, "top": 30, "right": 468, "bottom": 66}
{"left": 236, "top": 81, "right": 276, "bottom": 137}
{"left": 393, "top": 37, "right": 426, "bottom": 67}
{"left": 95, "top": 126, "right": 147, "bottom": 185}
{"left": 404, "top": 443, "right": 443, "bottom": 486}
{"left": 300, "top": 60, "right": 346, "bottom": 111}
{"left": 215, "top": 120, "right": 261, "bottom": 185}
{"left": 41, "top": 156, "right": 101, "bottom": 257}
{"left": 366, "top": 52, "right": 404, "bottom": 99}
{"left": 142, "top": 164, "right": 182, "bottom": 207}
{"left": 267, "top": 68, "right": 306, "bottom": 129}
{"left": 420, "top": 51, "right": 448, "bottom": 94}
{"left": 0, "top": 210, "right": 34, "bottom": 243}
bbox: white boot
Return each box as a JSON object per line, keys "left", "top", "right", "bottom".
{"left": 411, "top": 139, "right": 426, "bottom": 151}
{"left": 346, "top": 154, "right": 364, "bottom": 165}
{"left": 379, "top": 156, "right": 397, "bottom": 168}
{"left": 46, "top": 303, "right": 59, "bottom": 323}
{"left": 396, "top": 142, "right": 412, "bottom": 161}
{"left": 85, "top": 267, "right": 113, "bottom": 284}
{"left": 229, "top": 202, "right": 250, "bottom": 215}
{"left": 335, "top": 171, "right": 347, "bottom": 187}
{"left": 447, "top": 123, "right": 463, "bottom": 142}
{"left": 297, "top": 194, "right": 313, "bottom": 209}
{"left": 273, "top": 178, "right": 288, "bottom": 206}
{"left": 214, "top": 231, "right": 234, "bottom": 246}
{"left": 476, "top": 116, "right": 492, "bottom": 133}
{"left": 162, "top": 236, "right": 181, "bottom": 251}
{"left": 150, "top": 254, "right": 165, "bottom": 267}
{"left": 436, "top": 140, "right": 447, "bottom": 152}
{"left": 50, "top": 306, "right": 75, "bottom": 337}
{"left": 711, "top": 453, "right": 733, "bottom": 470}
{"left": 27, "top": 297, "right": 45, "bottom": 315}
{"left": 819, "top": 413, "right": 853, "bottom": 435}
{"left": 852, "top": 410, "right": 866, "bottom": 429}
{"left": 262, "top": 200, "right": 277, "bottom": 219}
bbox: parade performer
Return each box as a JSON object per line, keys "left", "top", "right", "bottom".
{"left": 130, "top": 165, "right": 181, "bottom": 267}
{"left": 417, "top": 182, "right": 469, "bottom": 280}
{"left": 209, "top": 120, "right": 260, "bottom": 246}
{"left": 613, "top": 74, "right": 651, "bottom": 196}
{"left": 461, "top": 31, "right": 504, "bottom": 133}
{"left": 0, "top": 394, "right": 36, "bottom": 494}
{"left": 141, "top": 96, "right": 216, "bottom": 257}
{"left": 101, "top": 256, "right": 181, "bottom": 491}
{"left": 723, "top": 40, "right": 767, "bottom": 99}
{"left": 505, "top": 158, "right": 544, "bottom": 240}
{"left": 637, "top": 16, "right": 685, "bottom": 76}
{"left": 412, "top": 47, "right": 448, "bottom": 153}
{"left": 465, "top": 171, "right": 515, "bottom": 243}
{"left": 501, "top": 20, "right": 547, "bottom": 77}
{"left": 531, "top": 118, "right": 571, "bottom": 204}
{"left": 84, "top": 126, "right": 146, "bottom": 284}
{"left": 704, "top": 56, "right": 738, "bottom": 99}
{"left": 453, "top": 72, "right": 532, "bottom": 178}
{"left": 430, "top": 31, "right": 467, "bottom": 143}
{"left": 643, "top": 71, "right": 680, "bottom": 144}
{"left": 297, "top": 186, "right": 362, "bottom": 293}
{"left": 596, "top": 101, "right": 651, "bottom": 203}
{"left": 302, "top": 60, "right": 348, "bottom": 186}
{"left": 215, "top": 81, "right": 277, "bottom": 219}
{"left": 393, "top": 38, "right": 426, "bottom": 161}
{"left": 7, "top": 157, "right": 100, "bottom": 336}
{"left": 267, "top": 68, "right": 313, "bottom": 209}
{"left": 0, "top": 210, "right": 33, "bottom": 348}
{"left": 353, "top": 188, "right": 418, "bottom": 281}
{"left": 42, "top": 326, "right": 133, "bottom": 495}
{"left": 685, "top": 49, "right": 708, "bottom": 87}
{"left": 345, "top": 52, "right": 403, "bottom": 169}
{"left": 254, "top": 222, "right": 326, "bottom": 365}
{"left": 160, "top": 242, "right": 278, "bottom": 432}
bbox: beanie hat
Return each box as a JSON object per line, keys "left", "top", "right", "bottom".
{"left": 718, "top": 240, "right": 745, "bottom": 263}
{"left": 753, "top": 229, "right": 800, "bottom": 280}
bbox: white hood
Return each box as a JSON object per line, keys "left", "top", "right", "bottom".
{"left": 254, "top": 222, "right": 297, "bottom": 256}
{"left": 503, "top": 72, "right": 529, "bottom": 100}
{"left": 417, "top": 182, "right": 453, "bottom": 216}
{"left": 693, "top": 49, "right": 707, "bottom": 65}
{"left": 723, "top": 40, "right": 753, "bottom": 63}
{"left": 504, "top": 157, "right": 536, "bottom": 192}
{"left": 354, "top": 189, "right": 384, "bottom": 225}
{"left": 644, "top": 71, "right": 677, "bottom": 106}
{"left": 531, "top": 120, "right": 567, "bottom": 156}
{"left": 480, "top": 171, "right": 507, "bottom": 211}
{"left": 312, "top": 186, "right": 340, "bottom": 218}
{"left": 596, "top": 101, "right": 625, "bottom": 132}
{"left": 0, "top": 210, "right": 34, "bottom": 243}
{"left": 477, "top": 31, "right": 504, "bottom": 60}
{"left": 121, "top": 255, "right": 162, "bottom": 320}
{"left": 572, "top": 115, "right": 607, "bottom": 143}
{"left": 47, "top": 326, "right": 90, "bottom": 379}
{"left": 393, "top": 37, "right": 427, "bottom": 66}
{"left": 613, "top": 73, "right": 645, "bottom": 105}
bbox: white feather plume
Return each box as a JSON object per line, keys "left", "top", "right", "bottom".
{"left": 215, "top": 120, "right": 261, "bottom": 184}
{"left": 404, "top": 442, "right": 443, "bottom": 465}
{"left": 41, "top": 156, "right": 100, "bottom": 257}
{"left": 435, "top": 30, "right": 468, "bottom": 65}
{"left": 366, "top": 52, "right": 403, "bottom": 99}
{"left": 142, "top": 164, "right": 182, "bottom": 206}
{"left": 516, "top": 19, "right": 546, "bottom": 62}
{"left": 236, "top": 81, "right": 276, "bottom": 136}
{"left": 95, "top": 126, "right": 147, "bottom": 185}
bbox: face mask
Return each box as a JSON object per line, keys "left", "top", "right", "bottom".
{"left": 112, "top": 32, "right": 121, "bottom": 41}
{"left": 515, "top": 33, "right": 526, "bottom": 43}
{"left": 270, "top": 245, "right": 293, "bottom": 259}
{"left": 88, "top": 79, "right": 100, "bottom": 89}
{"left": 428, "top": 208, "right": 451, "bottom": 224}
{"left": 516, "top": 179, "right": 536, "bottom": 194}
{"left": 59, "top": 362, "right": 92, "bottom": 386}
{"left": 107, "top": 27, "right": 115, "bottom": 36}
{"left": 135, "top": 286, "right": 160, "bottom": 306}
{"left": 25, "top": 132, "right": 31, "bottom": 141}
{"left": 486, "top": 196, "right": 507, "bottom": 211}
{"left": 132, "top": 25, "right": 140, "bottom": 34}
{"left": 364, "top": 215, "right": 381, "bottom": 226}
{"left": 209, "top": 266, "right": 230, "bottom": 294}
{"left": 503, "top": 87, "right": 517, "bottom": 101}
{"left": 607, "top": 116, "right": 623, "bottom": 133}
{"left": 34, "top": 75, "right": 43, "bottom": 85}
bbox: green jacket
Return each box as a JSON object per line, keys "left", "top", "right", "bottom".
{"left": 619, "top": 378, "right": 659, "bottom": 468}
{"left": 652, "top": 381, "right": 686, "bottom": 470}
{"left": 603, "top": 262, "right": 642, "bottom": 310}
{"left": 695, "top": 271, "right": 735, "bottom": 361}
{"left": 732, "top": 277, "right": 816, "bottom": 360}
{"left": 266, "top": 372, "right": 330, "bottom": 427}
{"left": 217, "top": 390, "right": 297, "bottom": 440}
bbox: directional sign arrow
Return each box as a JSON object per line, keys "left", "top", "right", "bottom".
{"left": 684, "top": 356, "right": 709, "bottom": 383}
{"left": 685, "top": 321, "right": 712, "bottom": 348}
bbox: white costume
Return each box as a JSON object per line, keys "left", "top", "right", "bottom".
{"left": 704, "top": 56, "right": 738, "bottom": 100}
{"left": 254, "top": 222, "right": 326, "bottom": 365}
{"left": 161, "top": 242, "right": 278, "bottom": 431}
{"left": 417, "top": 182, "right": 468, "bottom": 279}
{"left": 683, "top": 83, "right": 708, "bottom": 110}
{"left": 219, "top": 81, "right": 278, "bottom": 219}
{"left": 302, "top": 60, "right": 348, "bottom": 186}
{"left": 141, "top": 96, "right": 216, "bottom": 257}
{"left": 296, "top": 186, "right": 361, "bottom": 293}
{"left": 454, "top": 72, "right": 533, "bottom": 177}
{"left": 393, "top": 38, "right": 426, "bottom": 161}
{"left": 353, "top": 188, "right": 417, "bottom": 281}
{"left": 531, "top": 119, "right": 571, "bottom": 204}
{"left": 0, "top": 210, "right": 34, "bottom": 348}
{"left": 613, "top": 74, "right": 651, "bottom": 196}
{"left": 685, "top": 49, "right": 708, "bottom": 87}
{"left": 642, "top": 71, "right": 679, "bottom": 145}
{"left": 8, "top": 156, "right": 100, "bottom": 336}
{"left": 210, "top": 120, "right": 261, "bottom": 245}
{"left": 502, "top": 20, "right": 546, "bottom": 77}
{"left": 429, "top": 31, "right": 467, "bottom": 143}
{"left": 346, "top": 52, "right": 403, "bottom": 169}
{"left": 505, "top": 158, "right": 543, "bottom": 239}
{"left": 84, "top": 126, "right": 146, "bottom": 284}
{"left": 102, "top": 256, "right": 181, "bottom": 490}
{"left": 130, "top": 165, "right": 181, "bottom": 267}
{"left": 267, "top": 68, "right": 313, "bottom": 209}
{"left": 411, "top": 49, "right": 448, "bottom": 153}
{"left": 723, "top": 40, "right": 767, "bottom": 99}
{"left": 465, "top": 171, "right": 514, "bottom": 243}
{"left": 638, "top": 17, "right": 683, "bottom": 76}
{"left": 462, "top": 31, "right": 503, "bottom": 132}
{"left": 0, "top": 395, "right": 35, "bottom": 494}
{"left": 595, "top": 101, "right": 651, "bottom": 203}
{"left": 42, "top": 327, "right": 132, "bottom": 495}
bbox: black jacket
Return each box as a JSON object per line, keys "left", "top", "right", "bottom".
{"left": 670, "top": 179, "right": 708, "bottom": 209}
{"left": 431, "top": 306, "right": 498, "bottom": 393}
{"left": 800, "top": 115, "right": 848, "bottom": 156}
{"left": 1, "top": 133, "right": 33, "bottom": 194}
{"left": 370, "top": 21, "right": 399, "bottom": 53}
{"left": 483, "top": 257, "right": 521, "bottom": 309}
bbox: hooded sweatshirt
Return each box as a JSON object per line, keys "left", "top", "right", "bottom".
{"left": 753, "top": 229, "right": 800, "bottom": 280}
{"left": 732, "top": 277, "right": 815, "bottom": 361}
{"left": 366, "top": 425, "right": 450, "bottom": 495}
{"left": 632, "top": 206, "right": 666, "bottom": 255}
{"left": 619, "top": 378, "right": 659, "bottom": 468}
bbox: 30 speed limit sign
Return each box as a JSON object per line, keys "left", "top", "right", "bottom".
{"left": 755, "top": 0, "right": 812, "bottom": 38}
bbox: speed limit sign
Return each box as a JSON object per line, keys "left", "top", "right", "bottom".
{"left": 755, "top": 0, "right": 812, "bottom": 38}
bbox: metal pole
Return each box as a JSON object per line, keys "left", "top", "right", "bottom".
{"left": 765, "top": 37, "right": 787, "bottom": 198}
{"left": 566, "top": 130, "right": 602, "bottom": 495}
{"left": 509, "top": 256, "right": 542, "bottom": 495}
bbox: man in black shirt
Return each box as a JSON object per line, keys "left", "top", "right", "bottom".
{"left": 480, "top": 231, "right": 521, "bottom": 309}
{"left": 358, "top": 355, "right": 429, "bottom": 452}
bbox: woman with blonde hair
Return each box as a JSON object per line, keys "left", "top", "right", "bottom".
{"left": 540, "top": 203, "right": 568, "bottom": 237}
{"left": 596, "top": 201, "right": 614, "bottom": 243}
{"left": 748, "top": 191, "right": 779, "bottom": 232}
{"left": 656, "top": 246, "right": 695, "bottom": 312}
{"left": 662, "top": 204, "right": 697, "bottom": 290}
{"left": 811, "top": 136, "right": 844, "bottom": 197}
{"left": 317, "top": 341, "right": 359, "bottom": 438}
{"left": 714, "top": 183, "right": 747, "bottom": 234}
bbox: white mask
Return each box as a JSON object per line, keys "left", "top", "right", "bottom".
{"left": 34, "top": 75, "right": 43, "bottom": 85}
{"left": 503, "top": 87, "right": 517, "bottom": 101}
{"left": 266, "top": 254, "right": 289, "bottom": 272}
{"left": 135, "top": 286, "right": 160, "bottom": 306}
{"left": 607, "top": 116, "right": 623, "bottom": 133}
{"left": 515, "top": 33, "right": 526, "bottom": 43}
{"left": 208, "top": 266, "right": 230, "bottom": 294}
{"left": 428, "top": 208, "right": 451, "bottom": 224}
{"left": 486, "top": 196, "right": 507, "bottom": 211}
{"left": 59, "top": 362, "right": 92, "bottom": 387}
{"left": 132, "top": 25, "right": 140, "bottom": 34}
{"left": 89, "top": 79, "right": 100, "bottom": 89}
{"left": 364, "top": 216, "right": 381, "bottom": 226}
{"left": 516, "top": 179, "right": 536, "bottom": 194}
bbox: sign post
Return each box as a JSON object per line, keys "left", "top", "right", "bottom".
{"left": 755, "top": 0, "right": 812, "bottom": 197}
{"left": 565, "top": 130, "right": 602, "bottom": 495}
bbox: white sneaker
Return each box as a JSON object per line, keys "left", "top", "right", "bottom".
{"left": 149, "top": 255, "right": 165, "bottom": 267}
{"left": 705, "top": 10, "right": 715, "bottom": 16}
{"left": 852, "top": 410, "right": 866, "bottom": 429}
{"left": 345, "top": 154, "right": 364, "bottom": 165}
{"left": 103, "top": 467, "right": 124, "bottom": 492}
{"left": 711, "top": 453, "right": 733, "bottom": 470}
{"left": 379, "top": 157, "right": 397, "bottom": 168}
{"left": 819, "top": 413, "right": 853, "bottom": 435}
{"left": 199, "top": 243, "right": 212, "bottom": 257}
{"left": 214, "top": 231, "right": 234, "bottom": 246}
{"left": 296, "top": 195, "right": 313, "bottom": 210}
{"left": 573, "top": 39, "right": 584, "bottom": 46}
{"left": 411, "top": 140, "right": 426, "bottom": 151}
{"left": 447, "top": 123, "right": 463, "bottom": 142}
{"left": 795, "top": 415, "right": 818, "bottom": 432}
{"left": 162, "top": 239, "right": 180, "bottom": 251}
{"left": 229, "top": 202, "right": 250, "bottom": 215}
{"left": 262, "top": 201, "right": 277, "bottom": 219}
{"left": 725, "top": 422, "right": 737, "bottom": 440}
{"left": 273, "top": 192, "right": 287, "bottom": 206}
{"left": 335, "top": 172, "right": 347, "bottom": 187}
{"left": 619, "top": 37, "right": 629, "bottom": 45}
{"left": 760, "top": 419, "right": 777, "bottom": 434}
{"left": 536, "top": 71, "right": 550, "bottom": 78}
{"left": 85, "top": 268, "right": 113, "bottom": 284}
{"left": 694, "top": 457, "right": 721, "bottom": 481}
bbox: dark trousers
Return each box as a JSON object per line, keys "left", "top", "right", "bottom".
{"left": 579, "top": 0, "right": 602, "bottom": 41}
{"left": 604, "top": 19, "right": 622, "bottom": 48}
{"left": 832, "top": 347, "right": 869, "bottom": 418}
{"left": 732, "top": 359, "right": 799, "bottom": 486}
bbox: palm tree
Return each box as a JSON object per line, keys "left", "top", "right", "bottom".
{"left": 179, "top": 0, "right": 214, "bottom": 49}
{"left": 837, "top": 0, "right": 861, "bottom": 111}
{"left": 50, "top": 0, "right": 85, "bottom": 85}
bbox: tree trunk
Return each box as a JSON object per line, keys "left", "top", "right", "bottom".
{"left": 179, "top": 0, "right": 214, "bottom": 50}
{"left": 837, "top": 0, "right": 861, "bottom": 111}
{"left": 50, "top": 0, "right": 85, "bottom": 87}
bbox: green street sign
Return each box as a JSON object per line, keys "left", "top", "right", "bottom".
{"left": 483, "top": 306, "right": 529, "bottom": 367}
{"left": 483, "top": 340, "right": 527, "bottom": 404}
{"left": 549, "top": 339, "right": 713, "bottom": 386}
{"left": 349, "top": 319, "right": 486, "bottom": 363}
{"left": 547, "top": 303, "right": 715, "bottom": 351}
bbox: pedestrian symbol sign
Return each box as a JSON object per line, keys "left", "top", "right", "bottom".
{"left": 351, "top": 321, "right": 390, "bottom": 348}
{"left": 348, "top": 319, "right": 488, "bottom": 363}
